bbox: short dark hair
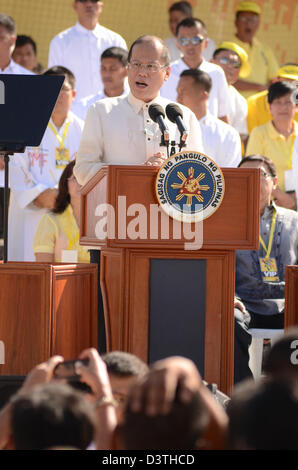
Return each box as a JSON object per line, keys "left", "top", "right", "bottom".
{"left": 176, "top": 17, "right": 207, "bottom": 37}
{"left": 128, "top": 35, "right": 170, "bottom": 67}
{"left": 102, "top": 351, "right": 148, "bottom": 377}
{"left": 11, "top": 383, "right": 96, "bottom": 450}
{"left": 123, "top": 389, "right": 210, "bottom": 450}
{"left": 238, "top": 155, "right": 277, "bottom": 177}
{"left": 169, "top": 1, "right": 193, "bottom": 16}
{"left": 53, "top": 160, "right": 76, "bottom": 214}
{"left": 268, "top": 80, "right": 297, "bottom": 104}
{"left": 43, "top": 65, "right": 76, "bottom": 90}
{"left": 15, "top": 35, "right": 37, "bottom": 54}
{"left": 213, "top": 47, "right": 233, "bottom": 59}
{"left": 180, "top": 68, "right": 212, "bottom": 93}
{"left": 0, "top": 13, "right": 16, "bottom": 35}
{"left": 263, "top": 327, "right": 298, "bottom": 380}
{"left": 101, "top": 46, "right": 128, "bottom": 67}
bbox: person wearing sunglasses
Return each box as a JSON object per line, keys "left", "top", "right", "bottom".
{"left": 230, "top": 1, "right": 279, "bottom": 98}
{"left": 212, "top": 41, "right": 250, "bottom": 141}
{"left": 48, "top": 0, "right": 127, "bottom": 102}
{"left": 161, "top": 17, "right": 231, "bottom": 124}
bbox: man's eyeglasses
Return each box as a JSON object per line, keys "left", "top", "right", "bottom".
{"left": 76, "top": 0, "right": 102, "bottom": 3}
{"left": 177, "top": 36, "right": 205, "bottom": 47}
{"left": 217, "top": 57, "right": 241, "bottom": 69}
{"left": 128, "top": 62, "right": 168, "bottom": 74}
{"left": 260, "top": 170, "right": 272, "bottom": 179}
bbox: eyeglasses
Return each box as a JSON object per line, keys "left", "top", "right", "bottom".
{"left": 217, "top": 57, "right": 241, "bottom": 69}
{"left": 238, "top": 15, "right": 259, "bottom": 24}
{"left": 76, "top": 0, "right": 101, "bottom": 3}
{"left": 177, "top": 36, "right": 205, "bottom": 47}
{"left": 260, "top": 170, "right": 272, "bottom": 179}
{"left": 128, "top": 62, "right": 168, "bottom": 74}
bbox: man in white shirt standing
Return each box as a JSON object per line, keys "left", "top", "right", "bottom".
{"left": 48, "top": 0, "right": 127, "bottom": 102}
{"left": 212, "top": 41, "right": 250, "bottom": 141}
{"left": 72, "top": 46, "right": 129, "bottom": 121}
{"left": 161, "top": 17, "right": 231, "bottom": 122}
{"left": 177, "top": 69, "right": 241, "bottom": 167}
{"left": 8, "top": 66, "right": 84, "bottom": 262}
{"left": 74, "top": 35, "right": 204, "bottom": 185}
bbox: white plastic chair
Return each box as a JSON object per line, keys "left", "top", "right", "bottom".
{"left": 248, "top": 328, "right": 284, "bottom": 380}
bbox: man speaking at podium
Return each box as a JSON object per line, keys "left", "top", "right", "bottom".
{"left": 74, "top": 34, "right": 204, "bottom": 184}
{"left": 74, "top": 35, "right": 204, "bottom": 353}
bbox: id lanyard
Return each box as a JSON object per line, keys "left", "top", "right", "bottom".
{"left": 259, "top": 208, "right": 277, "bottom": 259}
{"left": 48, "top": 119, "right": 71, "bottom": 148}
{"left": 66, "top": 205, "right": 79, "bottom": 250}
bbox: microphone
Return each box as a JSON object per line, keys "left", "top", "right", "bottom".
{"left": 165, "top": 103, "right": 188, "bottom": 151}
{"left": 148, "top": 104, "right": 170, "bottom": 151}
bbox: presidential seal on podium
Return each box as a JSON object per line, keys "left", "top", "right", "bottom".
{"left": 155, "top": 151, "right": 225, "bottom": 222}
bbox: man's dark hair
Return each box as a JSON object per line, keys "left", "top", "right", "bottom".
{"left": 233, "top": 379, "right": 298, "bottom": 450}
{"left": 180, "top": 68, "right": 212, "bottom": 93}
{"left": 10, "top": 383, "right": 96, "bottom": 450}
{"left": 43, "top": 65, "right": 76, "bottom": 90}
{"left": 102, "top": 351, "right": 148, "bottom": 377}
{"left": 0, "top": 13, "right": 16, "bottom": 35}
{"left": 213, "top": 47, "right": 236, "bottom": 59}
{"left": 101, "top": 46, "right": 128, "bottom": 67}
{"left": 176, "top": 17, "right": 207, "bottom": 37}
{"left": 15, "top": 35, "right": 37, "bottom": 54}
{"left": 128, "top": 35, "right": 170, "bottom": 67}
{"left": 267, "top": 80, "right": 297, "bottom": 104}
{"left": 238, "top": 155, "right": 277, "bottom": 177}
{"left": 123, "top": 388, "right": 209, "bottom": 450}
{"left": 53, "top": 160, "right": 76, "bottom": 214}
{"left": 263, "top": 327, "right": 298, "bottom": 380}
{"left": 169, "top": 1, "right": 193, "bottom": 16}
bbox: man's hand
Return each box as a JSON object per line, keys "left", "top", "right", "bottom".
{"left": 19, "top": 355, "right": 64, "bottom": 395}
{"left": 33, "top": 188, "right": 58, "bottom": 209}
{"left": 75, "top": 348, "right": 113, "bottom": 401}
{"left": 144, "top": 152, "right": 167, "bottom": 167}
{"left": 128, "top": 356, "right": 202, "bottom": 416}
{"left": 272, "top": 187, "right": 297, "bottom": 211}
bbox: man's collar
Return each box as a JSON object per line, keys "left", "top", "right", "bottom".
{"left": 75, "top": 21, "right": 100, "bottom": 35}
{"left": 127, "top": 91, "right": 161, "bottom": 114}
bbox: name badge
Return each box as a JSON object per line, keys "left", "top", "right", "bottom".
{"left": 259, "top": 257, "right": 280, "bottom": 282}
{"left": 55, "top": 147, "right": 70, "bottom": 170}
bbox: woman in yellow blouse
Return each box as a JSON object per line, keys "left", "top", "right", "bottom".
{"left": 246, "top": 81, "right": 298, "bottom": 210}
{"left": 33, "top": 160, "right": 90, "bottom": 262}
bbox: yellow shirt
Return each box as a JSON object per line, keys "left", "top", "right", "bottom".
{"left": 247, "top": 90, "right": 298, "bottom": 134}
{"left": 33, "top": 204, "right": 90, "bottom": 263}
{"left": 246, "top": 120, "right": 298, "bottom": 190}
{"left": 232, "top": 35, "right": 279, "bottom": 98}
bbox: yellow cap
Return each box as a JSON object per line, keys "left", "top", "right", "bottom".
{"left": 277, "top": 65, "right": 298, "bottom": 81}
{"left": 217, "top": 41, "right": 251, "bottom": 78}
{"left": 236, "top": 1, "right": 261, "bottom": 15}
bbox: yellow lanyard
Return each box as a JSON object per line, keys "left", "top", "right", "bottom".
{"left": 48, "top": 119, "right": 71, "bottom": 148}
{"left": 259, "top": 208, "right": 277, "bottom": 259}
{"left": 66, "top": 205, "right": 79, "bottom": 250}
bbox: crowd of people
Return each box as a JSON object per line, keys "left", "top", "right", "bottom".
{"left": 0, "top": 0, "right": 298, "bottom": 450}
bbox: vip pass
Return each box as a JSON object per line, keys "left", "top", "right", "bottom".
{"left": 155, "top": 151, "right": 225, "bottom": 223}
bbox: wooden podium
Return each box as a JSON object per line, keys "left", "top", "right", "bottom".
{"left": 0, "top": 263, "right": 98, "bottom": 375}
{"left": 285, "top": 266, "right": 298, "bottom": 327}
{"left": 80, "top": 165, "right": 259, "bottom": 394}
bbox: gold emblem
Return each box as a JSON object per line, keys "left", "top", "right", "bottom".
{"left": 171, "top": 167, "right": 210, "bottom": 206}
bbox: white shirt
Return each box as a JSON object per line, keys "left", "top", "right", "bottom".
{"left": 74, "top": 92, "right": 204, "bottom": 186}
{"left": 164, "top": 36, "right": 216, "bottom": 62}
{"left": 228, "top": 85, "right": 248, "bottom": 136}
{"left": 199, "top": 111, "right": 242, "bottom": 167}
{"left": 161, "top": 58, "right": 231, "bottom": 118}
{"left": 71, "top": 82, "right": 129, "bottom": 121}
{"left": 0, "top": 59, "right": 34, "bottom": 187}
{"left": 8, "top": 111, "right": 84, "bottom": 261}
{"left": 48, "top": 22, "right": 127, "bottom": 101}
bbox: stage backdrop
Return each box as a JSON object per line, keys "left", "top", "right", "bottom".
{"left": 0, "top": 0, "right": 297, "bottom": 72}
